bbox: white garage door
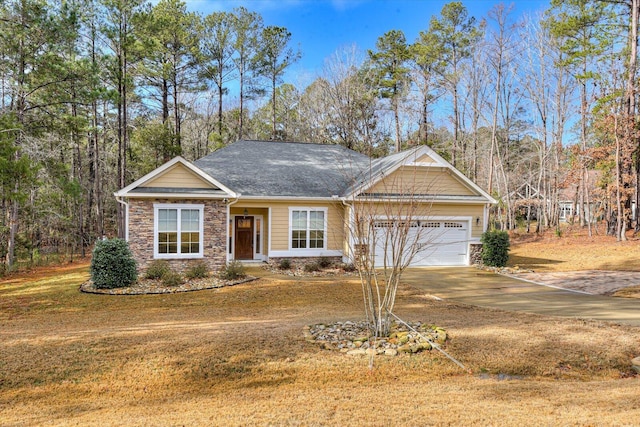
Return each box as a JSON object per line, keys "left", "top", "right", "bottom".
{"left": 374, "top": 220, "right": 469, "bottom": 267}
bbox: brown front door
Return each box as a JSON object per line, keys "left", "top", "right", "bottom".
{"left": 234, "top": 216, "right": 253, "bottom": 260}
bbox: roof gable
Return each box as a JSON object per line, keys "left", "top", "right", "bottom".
{"left": 145, "top": 163, "right": 218, "bottom": 189}
{"left": 114, "top": 157, "right": 235, "bottom": 198}
{"left": 348, "top": 145, "right": 496, "bottom": 203}
{"left": 364, "top": 166, "right": 476, "bottom": 197}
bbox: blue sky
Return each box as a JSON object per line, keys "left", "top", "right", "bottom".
{"left": 185, "top": 0, "right": 551, "bottom": 84}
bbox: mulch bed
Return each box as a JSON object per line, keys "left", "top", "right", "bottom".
{"left": 80, "top": 275, "right": 258, "bottom": 295}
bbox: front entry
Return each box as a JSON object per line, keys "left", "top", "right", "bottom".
{"left": 234, "top": 216, "right": 254, "bottom": 259}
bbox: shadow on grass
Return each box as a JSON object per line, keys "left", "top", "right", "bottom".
{"left": 596, "top": 259, "right": 640, "bottom": 272}
{"left": 507, "top": 255, "right": 564, "bottom": 271}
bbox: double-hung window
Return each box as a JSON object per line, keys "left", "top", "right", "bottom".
{"left": 154, "top": 204, "right": 204, "bottom": 258}
{"left": 290, "top": 208, "right": 326, "bottom": 250}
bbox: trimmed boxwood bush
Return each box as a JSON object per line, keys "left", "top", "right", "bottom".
{"left": 219, "top": 260, "right": 245, "bottom": 280}
{"left": 304, "top": 262, "right": 321, "bottom": 273}
{"left": 145, "top": 260, "right": 171, "bottom": 279}
{"left": 185, "top": 261, "right": 209, "bottom": 279}
{"left": 318, "top": 257, "right": 332, "bottom": 268}
{"left": 278, "top": 258, "right": 291, "bottom": 270}
{"left": 162, "top": 270, "right": 184, "bottom": 287}
{"left": 481, "top": 230, "right": 510, "bottom": 267}
{"left": 90, "top": 238, "right": 137, "bottom": 289}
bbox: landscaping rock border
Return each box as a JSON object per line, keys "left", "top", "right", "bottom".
{"left": 477, "top": 265, "right": 534, "bottom": 274}
{"left": 263, "top": 264, "right": 357, "bottom": 277}
{"left": 80, "top": 276, "right": 258, "bottom": 295}
{"left": 304, "top": 320, "right": 447, "bottom": 356}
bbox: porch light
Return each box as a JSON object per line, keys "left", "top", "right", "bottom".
{"left": 476, "top": 217, "right": 480, "bottom": 226}
{"left": 243, "top": 208, "right": 248, "bottom": 217}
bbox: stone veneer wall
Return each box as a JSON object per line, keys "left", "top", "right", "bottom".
{"left": 469, "top": 242, "right": 483, "bottom": 265}
{"left": 127, "top": 198, "right": 227, "bottom": 274}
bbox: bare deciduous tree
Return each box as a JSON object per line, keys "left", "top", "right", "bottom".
{"left": 340, "top": 150, "right": 449, "bottom": 338}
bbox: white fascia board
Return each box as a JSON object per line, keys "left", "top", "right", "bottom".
{"left": 114, "top": 156, "right": 237, "bottom": 198}
{"left": 119, "top": 192, "right": 231, "bottom": 199}
{"left": 239, "top": 196, "right": 340, "bottom": 202}
{"left": 425, "top": 198, "right": 496, "bottom": 205}
{"left": 349, "top": 195, "right": 492, "bottom": 204}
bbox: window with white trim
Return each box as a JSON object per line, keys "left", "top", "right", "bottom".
{"left": 290, "top": 208, "right": 326, "bottom": 250}
{"left": 154, "top": 204, "right": 204, "bottom": 258}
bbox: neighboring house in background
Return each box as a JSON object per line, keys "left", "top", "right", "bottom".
{"left": 558, "top": 170, "right": 602, "bottom": 223}
{"left": 114, "top": 140, "right": 496, "bottom": 273}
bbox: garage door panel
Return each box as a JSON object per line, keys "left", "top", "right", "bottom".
{"left": 374, "top": 220, "right": 468, "bottom": 267}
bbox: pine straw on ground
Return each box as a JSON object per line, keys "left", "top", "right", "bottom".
{"left": 1, "top": 258, "right": 639, "bottom": 426}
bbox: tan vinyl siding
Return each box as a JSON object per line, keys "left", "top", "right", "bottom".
{"left": 428, "top": 204, "right": 485, "bottom": 238}
{"left": 233, "top": 201, "right": 344, "bottom": 252}
{"left": 365, "top": 166, "right": 475, "bottom": 196}
{"left": 357, "top": 202, "right": 485, "bottom": 238}
{"left": 145, "top": 164, "right": 217, "bottom": 189}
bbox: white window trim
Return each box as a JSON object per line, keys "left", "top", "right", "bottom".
{"left": 153, "top": 203, "right": 205, "bottom": 259}
{"left": 288, "top": 207, "right": 328, "bottom": 251}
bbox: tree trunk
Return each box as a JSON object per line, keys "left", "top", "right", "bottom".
{"left": 6, "top": 189, "right": 19, "bottom": 269}
{"left": 393, "top": 95, "right": 401, "bottom": 152}
{"left": 271, "top": 73, "right": 277, "bottom": 140}
{"left": 238, "top": 64, "right": 245, "bottom": 140}
{"left": 172, "top": 69, "right": 181, "bottom": 152}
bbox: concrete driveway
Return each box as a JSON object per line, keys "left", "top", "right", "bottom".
{"left": 402, "top": 267, "right": 640, "bottom": 327}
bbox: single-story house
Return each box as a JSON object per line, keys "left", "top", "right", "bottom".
{"left": 114, "top": 140, "right": 496, "bottom": 273}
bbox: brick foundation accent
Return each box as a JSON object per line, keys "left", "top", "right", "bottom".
{"left": 128, "top": 198, "right": 227, "bottom": 275}
{"left": 469, "top": 242, "right": 483, "bottom": 265}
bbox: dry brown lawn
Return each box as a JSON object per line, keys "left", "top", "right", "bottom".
{"left": 509, "top": 225, "right": 640, "bottom": 272}
{"left": 2, "top": 238, "right": 640, "bottom": 426}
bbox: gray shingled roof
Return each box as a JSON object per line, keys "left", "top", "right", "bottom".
{"left": 194, "top": 140, "right": 371, "bottom": 198}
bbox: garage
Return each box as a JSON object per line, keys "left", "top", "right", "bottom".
{"left": 374, "top": 220, "right": 469, "bottom": 267}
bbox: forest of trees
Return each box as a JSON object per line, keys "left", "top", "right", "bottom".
{"left": 2, "top": 0, "right": 640, "bottom": 271}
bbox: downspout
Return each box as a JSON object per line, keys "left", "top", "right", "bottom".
{"left": 115, "top": 195, "right": 129, "bottom": 241}
{"left": 226, "top": 194, "right": 241, "bottom": 262}
{"left": 341, "top": 197, "right": 354, "bottom": 264}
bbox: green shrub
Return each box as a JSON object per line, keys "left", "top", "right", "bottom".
{"left": 318, "top": 257, "right": 332, "bottom": 268}
{"left": 162, "top": 270, "right": 184, "bottom": 287}
{"left": 185, "top": 261, "right": 209, "bottom": 279}
{"left": 304, "top": 262, "right": 321, "bottom": 273}
{"left": 278, "top": 258, "right": 291, "bottom": 270}
{"left": 219, "top": 260, "right": 245, "bottom": 280}
{"left": 145, "top": 260, "right": 171, "bottom": 279}
{"left": 90, "top": 238, "right": 137, "bottom": 289}
{"left": 481, "top": 230, "right": 510, "bottom": 267}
